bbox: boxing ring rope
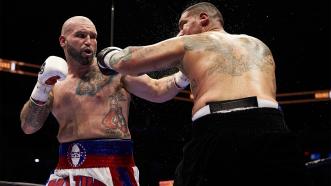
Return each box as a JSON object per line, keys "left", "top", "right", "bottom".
{"left": 1, "top": 58, "right": 330, "bottom": 105}
{"left": 0, "top": 58, "right": 39, "bottom": 77}
{"left": 0, "top": 181, "right": 43, "bottom": 186}
{"left": 173, "top": 89, "right": 331, "bottom": 104}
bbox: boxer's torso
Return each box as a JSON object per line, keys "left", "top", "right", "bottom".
{"left": 52, "top": 65, "right": 131, "bottom": 143}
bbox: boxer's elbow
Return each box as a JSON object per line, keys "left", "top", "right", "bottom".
{"left": 147, "top": 94, "right": 169, "bottom": 103}
{"left": 21, "top": 122, "right": 40, "bottom": 134}
{"left": 154, "top": 97, "right": 172, "bottom": 103}
{"left": 145, "top": 95, "right": 170, "bottom": 103}
{"left": 148, "top": 83, "right": 176, "bottom": 103}
{"left": 152, "top": 93, "right": 177, "bottom": 103}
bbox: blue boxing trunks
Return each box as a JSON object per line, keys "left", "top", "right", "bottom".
{"left": 46, "top": 138, "right": 139, "bottom": 186}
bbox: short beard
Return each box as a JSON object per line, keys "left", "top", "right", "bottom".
{"left": 67, "top": 44, "right": 94, "bottom": 65}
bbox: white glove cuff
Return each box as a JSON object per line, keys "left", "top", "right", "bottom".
{"left": 174, "top": 71, "right": 189, "bottom": 89}
{"left": 30, "top": 81, "right": 52, "bottom": 105}
{"left": 104, "top": 47, "right": 122, "bottom": 68}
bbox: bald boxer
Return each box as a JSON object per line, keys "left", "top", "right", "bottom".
{"left": 20, "top": 16, "right": 189, "bottom": 186}
{"left": 97, "top": 2, "right": 310, "bottom": 186}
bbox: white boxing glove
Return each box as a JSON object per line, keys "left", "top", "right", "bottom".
{"left": 30, "top": 56, "right": 68, "bottom": 105}
{"left": 173, "top": 71, "right": 190, "bottom": 89}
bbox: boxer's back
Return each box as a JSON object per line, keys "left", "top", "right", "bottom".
{"left": 182, "top": 31, "right": 277, "bottom": 115}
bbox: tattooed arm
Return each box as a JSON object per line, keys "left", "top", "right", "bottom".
{"left": 20, "top": 93, "right": 53, "bottom": 134}
{"left": 121, "top": 72, "right": 187, "bottom": 103}
{"left": 108, "top": 37, "right": 186, "bottom": 76}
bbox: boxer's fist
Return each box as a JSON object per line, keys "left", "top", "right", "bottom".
{"left": 97, "top": 47, "right": 121, "bottom": 75}
{"left": 30, "top": 56, "right": 68, "bottom": 105}
{"left": 174, "top": 71, "right": 189, "bottom": 89}
{"left": 38, "top": 56, "right": 68, "bottom": 84}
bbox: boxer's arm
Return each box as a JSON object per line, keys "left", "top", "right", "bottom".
{"left": 101, "top": 37, "right": 186, "bottom": 76}
{"left": 20, "top": 93, "right": 53, "bottom": 134}
{"left": 20, "top": 56, "right": 67, "bottom": 134}
{"left": 121, "top": 71, "right": 189, "bottom": 103}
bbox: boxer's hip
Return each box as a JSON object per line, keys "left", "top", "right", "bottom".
{"left": 56, "top": 138, "right": 135, "bottom": 169}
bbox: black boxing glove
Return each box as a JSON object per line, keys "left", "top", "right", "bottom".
{"left": 97, "top": 47, "right": 122, "bottom": 75}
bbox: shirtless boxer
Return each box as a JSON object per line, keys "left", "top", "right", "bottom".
{"left": 97, "top": 2, "right": 309, "bottom": 186}
{"left": 20, "top": 16, "right": 189, "bottom": 186}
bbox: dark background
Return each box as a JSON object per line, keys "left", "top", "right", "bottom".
{"left": 0, "top": 0, "right": 330, "bottom": 185}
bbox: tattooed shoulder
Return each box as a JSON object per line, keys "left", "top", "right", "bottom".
{"left": 183, "top": 35, "right": 217, "bottom": 51}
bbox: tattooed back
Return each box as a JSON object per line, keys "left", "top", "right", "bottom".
{"left": 181, "top": 31, "right": 277, "bottom": 114}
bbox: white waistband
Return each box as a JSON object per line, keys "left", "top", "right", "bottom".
{"left": 192, "top": 99, "right": 279, "bottom": 121}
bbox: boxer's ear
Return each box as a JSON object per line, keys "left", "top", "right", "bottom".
{"left": 200, "top": 12, "right": 209, "bottom": 27}
{"left": 59, "top": 36, "right": 66, "bottom": 47}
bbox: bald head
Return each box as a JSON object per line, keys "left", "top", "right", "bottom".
{"left": 61, "top": 16, "right": 96, "bottom": 36}
{"left": 59, "top": 16, "right": 98, "bottom": 65}
{"left": 183, "top": 2, "right": 224, "bottom": 26}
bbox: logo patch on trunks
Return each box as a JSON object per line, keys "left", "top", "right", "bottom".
{"left": 67, "top": 143, "right": 87, "bottom": 167}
